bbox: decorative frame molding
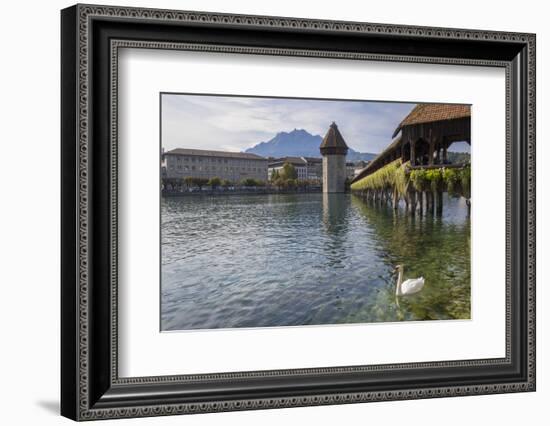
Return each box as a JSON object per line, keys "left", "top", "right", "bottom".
{"left": 61, "top": 4, "right": 535, "bottom": 421}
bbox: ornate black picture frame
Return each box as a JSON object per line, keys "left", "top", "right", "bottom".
{"left": 61, "top": 4, "right": 535, "bottom": 421}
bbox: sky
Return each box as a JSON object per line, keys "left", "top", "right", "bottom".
{"left": 161, "top": 94, "right": 468, "bottom": 154}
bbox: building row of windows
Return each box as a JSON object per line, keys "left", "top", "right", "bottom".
{"left": 171, "top": 156, "right": 266, "bottom": 166}
{"left": 175, "top": 165, "right": 266, "bottom": 173}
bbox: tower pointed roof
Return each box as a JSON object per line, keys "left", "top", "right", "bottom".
{"left": 320, "top": 122, "right": 349, "bottom": 156}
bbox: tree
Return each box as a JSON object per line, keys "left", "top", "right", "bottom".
{"left": 241, "top": 178, "right": 256, "bottom": 187}
{"left": 183, "top": 176, "right": 196, "bottom": 188}
{"left": 194, "top": 178, "right": 209, "bottom": 189}
{"left": 270, "top": 169, "right": 280, "bottom": 181}
{"left": 207, "top": 177, "right": 221, "bottom": 188}
{"left": 221, "top": 179, "right": 231, "bottom": 188}
{"left": 273, "top": 177, "right": 285, "bottom": 189}
{"left": 281, "top": 162, "right": 298, "bottom": 180}
{"left": 298, "top": 179, "right": 311, "bottom": 189}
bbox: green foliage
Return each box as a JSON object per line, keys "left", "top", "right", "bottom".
{"left": 460, "top": 166, "right": 471, "bottom": 199}
{"left": 241, "top": 178, "right": 259, "bottom": 186}
{"left": 270, "top": 169, "right": 280, "bottom": 180}
{"left": 442, "top": 166, "right": 470, "bottom": 198}
{"left": 280, "top": 162, "right": 298, "bottom": 180}
{"left": 183, "top": 176, "right": 209, "bottom": 188}
{"left": 207, "top": 177, "right": 221, "bottom": 188}
{"left": 351, "top": 160, "right": 471, "bottom": 200}
{"left": 273, "top": 177, "right": 286, "bottom": 189}
{"left": 409, "top": 169, "right": 428, "bottom": 192}
{"left": 350, "top": 159, "right": 402, "bottom": 192}
{"left": 425, "top": 169, "right": 443, "bottom": 192}
{"left": 411, "top": 168, "right": 460, "bottom": 193}
{"left": 286, "top": 178, "right": 297, "bottom": 188}
{"left": 183, "top": 176, "right": 195, "bottom": 186}
{"left": 443, "top": 168, "right": 459, "bottom": 195}
{"left": 394, "top": 163, "right": 410, "bottom": 196}
{"left": 270, "top": 164, "right": 316, "bottom": 190}
{"left": 195, "top": 178, "right": 209, "bottom": 188}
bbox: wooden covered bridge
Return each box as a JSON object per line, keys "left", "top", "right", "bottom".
{"left": 351, "top": 103, "right": 471, "bottom": 216}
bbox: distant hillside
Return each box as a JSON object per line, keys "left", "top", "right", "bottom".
{"left": 447, "top": 151, "right": 471, "bottom": 164}
{"left": 244, "top": 129, "right": 376, "bottom": 162}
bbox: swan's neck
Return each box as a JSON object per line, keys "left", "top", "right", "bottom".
{"left": 396, "top": 268, "right": 403, "bottom": 296}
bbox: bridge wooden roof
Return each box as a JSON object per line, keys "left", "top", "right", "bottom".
{"left": 352, "top": 103, "right": 471, "bottom": 184}
{"left": 392, "top": 104, "right": 471, "bottom": 137}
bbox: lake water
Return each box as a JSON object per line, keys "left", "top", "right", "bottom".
{"left": 161, "top": 193, "right": 470, "bottom": 331}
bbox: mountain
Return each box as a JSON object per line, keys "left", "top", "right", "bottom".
{"left": 244, "top": 129, "right": 377, "bottom": 162}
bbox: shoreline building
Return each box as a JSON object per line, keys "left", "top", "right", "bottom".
{"left": 267, "top": 156, "right": 323, "bottom": 182}
{"left": 320, "top": 122, "right": 349, "bottom": 193}
{"left": 346, "top": 162, "right": 358, "bottom": 179}
{"left": 162, "top": 148, "right": 268, "bottom": 183}
{"left": 352, "top": 160, "right": 369, "bottom": 178}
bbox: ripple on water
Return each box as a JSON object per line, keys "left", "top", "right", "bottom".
{"left": 161, "top": 193, "right": 471, "bottom": 330}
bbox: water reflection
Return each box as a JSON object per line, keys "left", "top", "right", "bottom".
{"left": 321, "top": 193, "right": 351, "bottom": 269}
{"left": 350, "top": 194, "right": 471, "bottom": 322}
{"left": 161, "top": 193, "right": 470, "bottom": 330}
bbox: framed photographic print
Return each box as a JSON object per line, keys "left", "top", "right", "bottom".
{"left": 61, "top": 4, "right": 536, "bottom": 421}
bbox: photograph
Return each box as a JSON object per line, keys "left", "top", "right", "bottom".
{"left": 56, "top": 3, "right": 536, "bottom": 421}
{"left": 160, "top": 94, "right": 472, "bottom": 331}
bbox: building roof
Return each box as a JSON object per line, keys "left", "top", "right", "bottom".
{"left": 302, "top": 156, "right": 323, "bottom": 164}
{"left": 392, "top": 104, "right": 471, "bottom": 137}
{"left": 268, "top": 156, "right": 307, "bottom": 167}
{"left": 320, "top": 122, "right": 349, "bottom": 155}
{"left": 164, "top": 148, "right": 267, "bottom": 160}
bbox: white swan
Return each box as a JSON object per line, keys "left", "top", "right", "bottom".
{"left": 395, "top": 265, "right": 425, "bottom": 296}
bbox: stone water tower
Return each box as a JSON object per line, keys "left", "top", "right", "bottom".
{"left": 320, "top": 122, "right": 349, "bottom": 193}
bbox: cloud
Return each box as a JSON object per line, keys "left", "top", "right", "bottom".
{"left": 161, "top": 94, "right": 415, "bottom": 154}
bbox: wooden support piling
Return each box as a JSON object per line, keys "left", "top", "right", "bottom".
{"left": 428, "top": 191, "right": 434, "bottom": 215}
{"left": 436, "top": 190, "right": 443, "bottom": 216}
{"left": 409, "top": 191, "right": 416, "bottom": 216}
